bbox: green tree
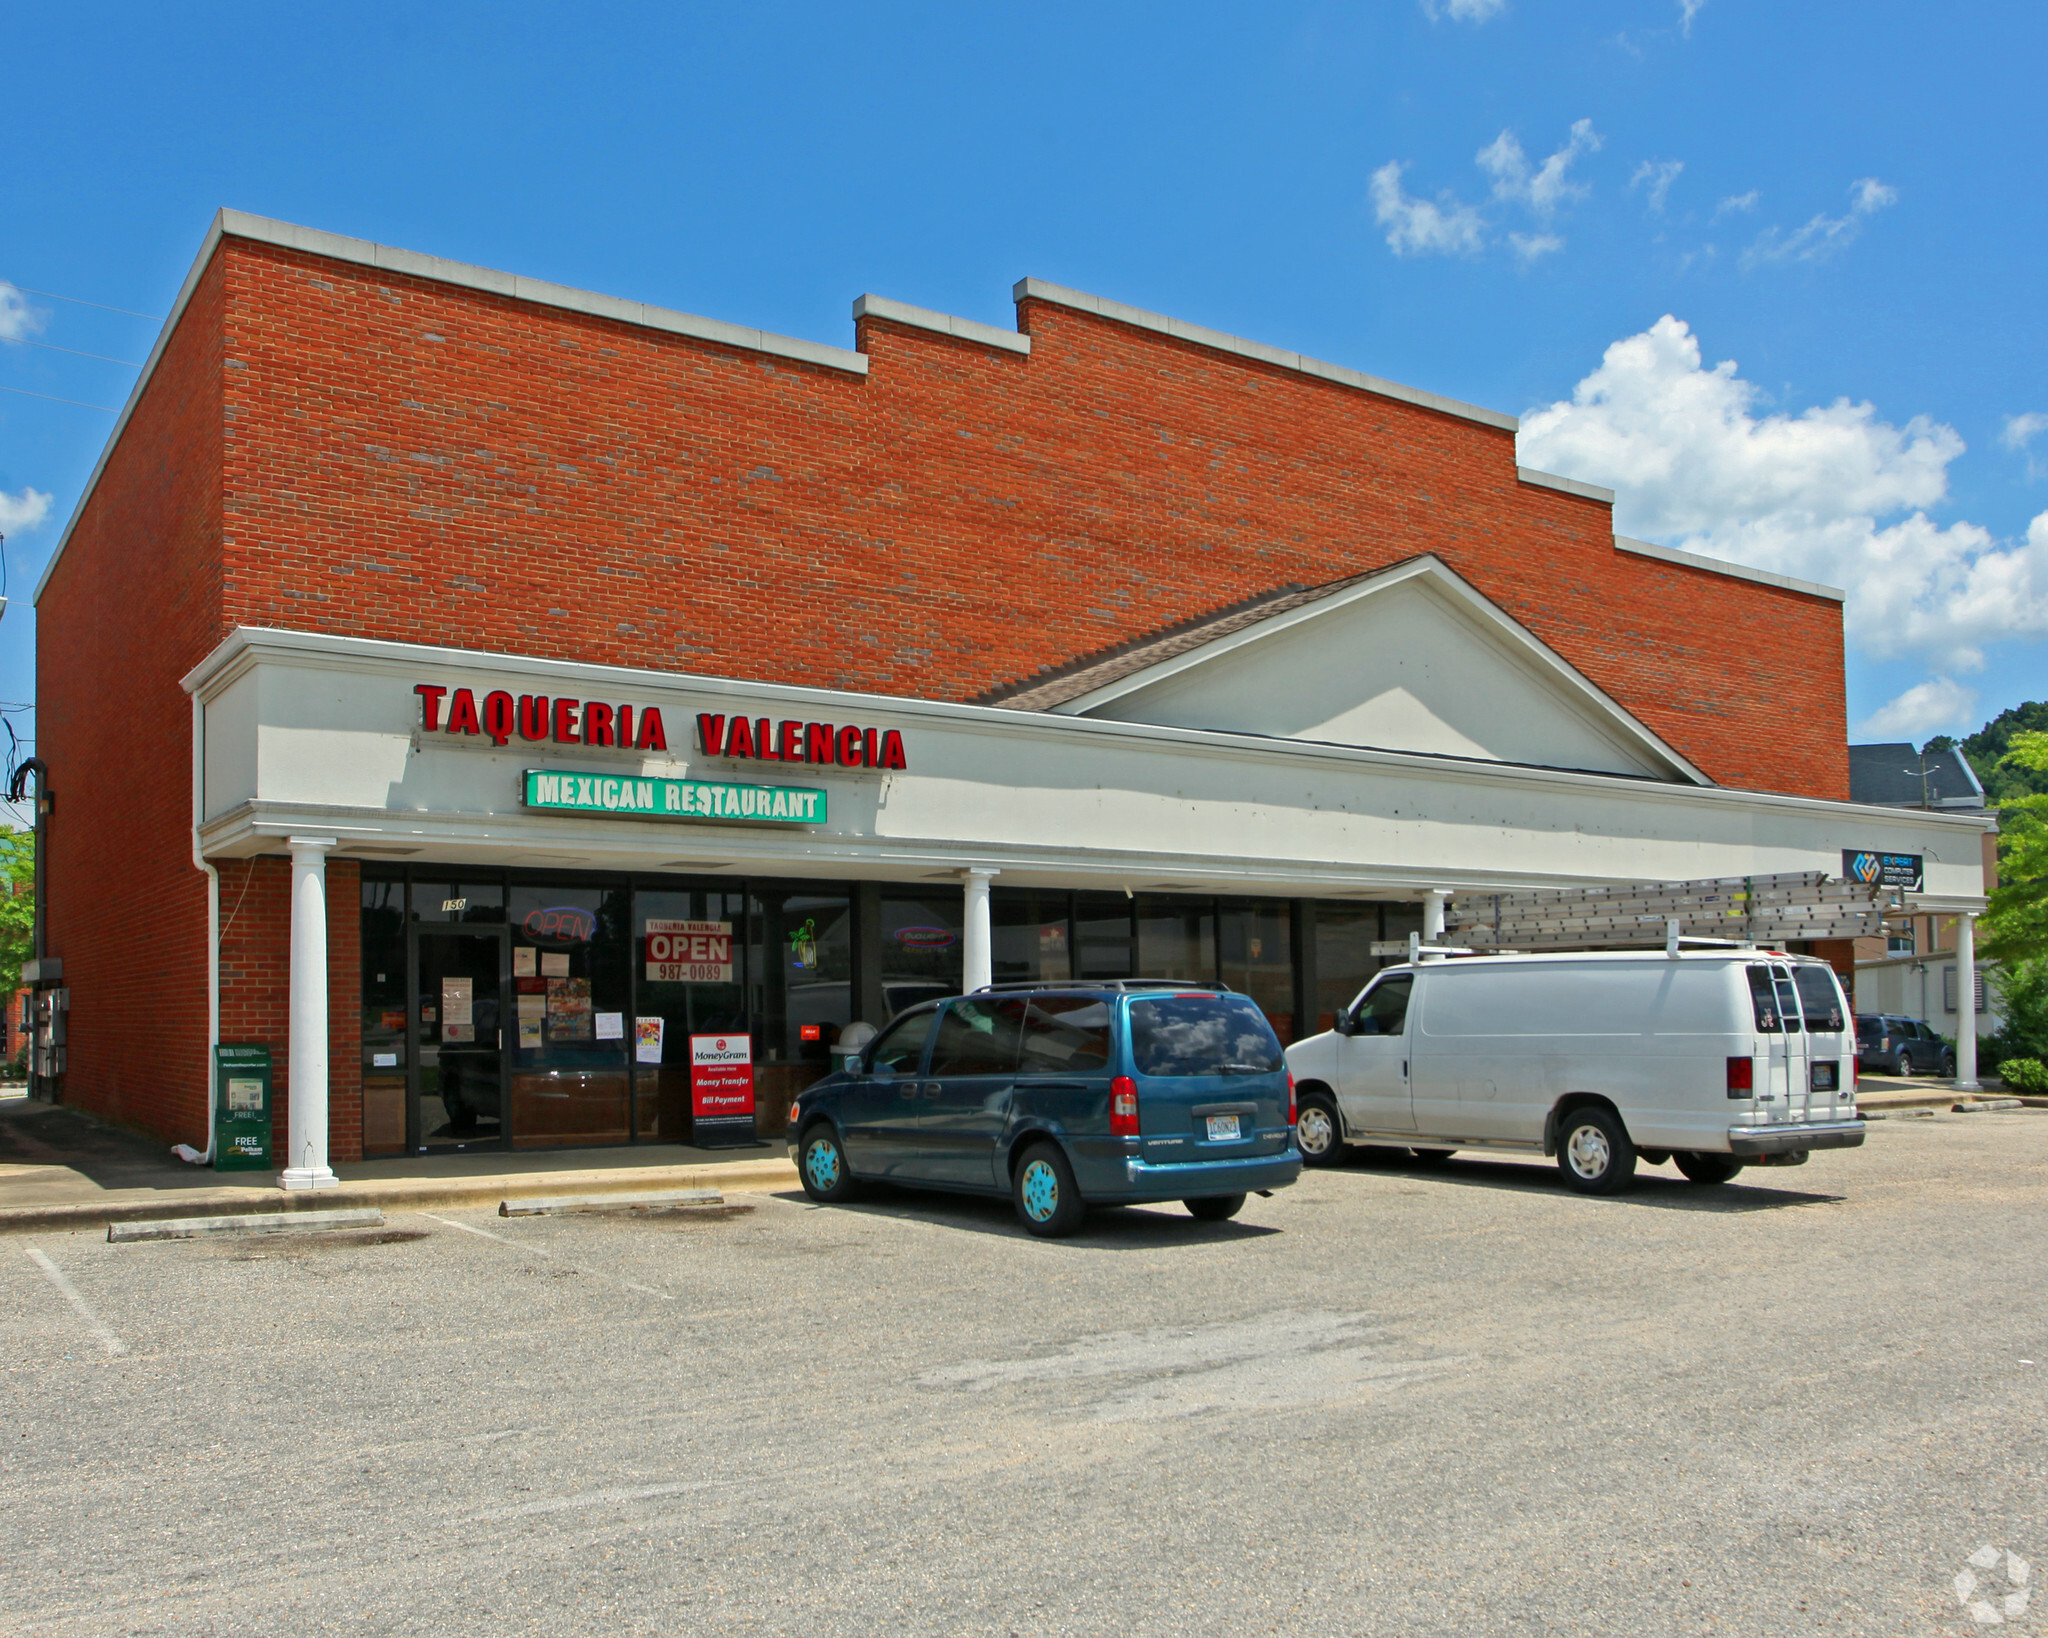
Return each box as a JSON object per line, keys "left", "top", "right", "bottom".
{"left": 1980, "top": 731, "right": 2048, "bottom": 966}
{"left": 0, "top": 828, "right": 31, "bottom": 996}
{"left": 1956, "top": 702, "right": 2048, "bottom": 803}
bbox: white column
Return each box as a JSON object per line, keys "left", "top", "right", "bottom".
{"left": 1954, "top": 911, "right": 1980, "bottom": 1091}
{"left": 962, "top": 869, "right": 998, "bottom": 993}
{"left": 1423, "top": 890, "right": 1448, "bottom": 943}
{"left": 280, "top": 837, "right": 340, "bottom": 1190}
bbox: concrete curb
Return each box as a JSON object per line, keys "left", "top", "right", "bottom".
{"left": 0, "top": 1157, "right": 799, "bottom": 1236}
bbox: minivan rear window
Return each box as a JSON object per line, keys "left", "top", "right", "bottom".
{"left": 1128, "top": 995, "right": 1284, "bottom": 1077}
{"left": 1792, "top": 966, "right": 1847, "bottom": 1033}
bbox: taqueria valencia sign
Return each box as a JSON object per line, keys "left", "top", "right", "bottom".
{"left": 522, "top": 769, "right": 826, "bottom": 825}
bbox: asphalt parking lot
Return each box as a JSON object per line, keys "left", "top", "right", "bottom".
{"left": 5, "top": 1113, "right": 2045, "bottom": 1637}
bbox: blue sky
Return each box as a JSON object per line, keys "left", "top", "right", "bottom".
{"left": 4, "top": 0, "right": 2045, "bottom": 818}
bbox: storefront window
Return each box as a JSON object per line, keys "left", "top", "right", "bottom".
{"left": 1314, "top": 904, "right": 1379, "bottom": 1032}
{"left": 1136, "top": 895, "right": 1216, "bottom": 984}
{"left": 632, "top": 887, "right": 748, "bottom": 1144}
{"left": 1074, "top": 892, "right": 1136, "bottom": 981}
{"left": 879, "top": 890, "right": 963, "bottom": 1013}
{"left": 751, "top": 888, "right": 853, "bottom": 1137}
{"left": 361, "top": 874, "right": 408, "bottom": 1157}
{"left": 1219, "top": 899, "right": 1295, "bottom": 1043}
{"left": 507, "top": 883, "right": 630, "bottom": 1148}
{"left": 992, "top": 890, "right": 1071, "bottom": 984}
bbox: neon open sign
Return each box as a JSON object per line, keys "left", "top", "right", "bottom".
{"left": 523, "top": 906, "right": 597, "bottom": 945}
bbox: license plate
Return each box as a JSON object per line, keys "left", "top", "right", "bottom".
{"left": 1206, "top": 1115, "right": 1242, "bottom": 1142}
{"left": 1811, "top": 1063, "right": 1839, "bottom": 1091}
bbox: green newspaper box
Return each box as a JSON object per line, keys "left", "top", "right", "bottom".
{"left": 214, "top": 1044, "right": 273, "bottom": 1171}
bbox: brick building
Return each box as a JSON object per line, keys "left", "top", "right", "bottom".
{"left": 31, "top": 210, "right": 1991, "bottom": 1182}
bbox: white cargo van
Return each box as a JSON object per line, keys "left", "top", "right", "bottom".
{"left": 1285, "top": 950, "right": 1864, "bottom": 1193}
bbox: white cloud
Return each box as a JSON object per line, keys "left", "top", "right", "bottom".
{"left": 0, "top": 487, "right": 53, "bottom": 534}
{"left": 0, "top": 283, "right": 47, "bottom": 343}
{"left": 2005, "top": 413, "right": 2048, "bottom": 481}
{"left": 1478, "top": 119, "right": 1602, "bottom": 217}
{"left": 1509, "top": 231, "right": 1563, "bottom": 263}
{"left": 1519, "top": 314, "right": 2048, "bottom": 675}
{"left": 2001, "top": 412, "right": 2048, "bottom": 451}
{"left": 1677, "top": 0, "right": 1707, "bottom": 36}
{"left": 1630, "top": 159, "right": 1684, "bottom": 214}
{"left": 1369, "top": 162, "right": 1488, "bottom": 257}
{"left": 1420, "top": 0, "right": 1507, "bottom": 19}
{"left": 1742, "top": 176, "right": 1896, "bottom": 267}
{"left": 1855, "top": 677, "right": 1979, "bottom": 741}
{"left": 1715, "top": 190, "right": 1759, "bottom": 218}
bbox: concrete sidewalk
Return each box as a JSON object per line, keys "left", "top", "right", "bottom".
{"left": 0, "top": 1092, "right": 799, "bottom": 1234}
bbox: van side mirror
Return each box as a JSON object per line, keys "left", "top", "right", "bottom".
{"left": 1333, "top": 1012, "right": 1359, "bottom": 1037}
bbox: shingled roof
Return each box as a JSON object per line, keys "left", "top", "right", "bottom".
{"left": 970, "top": 568, "right": 1385, "bottom": 711}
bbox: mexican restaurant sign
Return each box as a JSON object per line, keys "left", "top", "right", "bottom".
{"left": 522, "top": 770, "right": 825, "bottom": 824}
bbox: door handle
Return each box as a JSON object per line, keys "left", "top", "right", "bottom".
{"left": 921, "top": 1082, "right": 942, "bottom": 1100}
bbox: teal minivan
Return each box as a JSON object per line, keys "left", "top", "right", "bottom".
{"left": 786, "top": 982, "right": 1303, "bottom": 1237}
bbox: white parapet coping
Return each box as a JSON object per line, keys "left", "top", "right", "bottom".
{"left": 1013, "top": 278, "right": 1520, "bottom": 433}
{"left": 1517, "top": 467, "right": 1617, "bottom": 504}
{"left": 1615, "top": 535, "right": 1846, "bottom": 603}
{"left": 853, "top": 293, "right": 1031, "bottom": 355}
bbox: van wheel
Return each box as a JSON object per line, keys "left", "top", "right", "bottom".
{"left": 1295, "top": 1096, "right": 1346, "bottom": 1166}
{"left": 798, "top": 1124, "right": 859, "bottom": 1203}
{"left": 1013, "top": 1143, "right": 1086, "bottom": 1239}
{"left": 1673, "top": 1151, "right": 1743, "bottom": 1185}
{"left": 1185, "top": 1194, "right": 1246, "bottom": 1222}
{"left": 1556, "top": 1107, "right": 1636, "bottom": 1195}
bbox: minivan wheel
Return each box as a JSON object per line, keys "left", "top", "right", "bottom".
{"left": 798, "top": 1124, "right": 858, "bottom": 1204}
{"left": 1673, "top": 1151, "right": 1743, "bottom": 1186}
{"left": 1556, "top": 1107, "right": 1637, "bottom": 1195}
{"left": 1012, "top": 1143, "right": 1086, "bottom": 1239}
{"left": 1184, "top": 1193, "right": 1246, "bottom": 1222}
{"left": 1295, "top": 1096, "right": 1345, "bottom": 1167}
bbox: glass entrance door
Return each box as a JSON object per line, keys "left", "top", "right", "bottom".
{"left": 414, "top": 930, "right": 506, "bottom": 1149}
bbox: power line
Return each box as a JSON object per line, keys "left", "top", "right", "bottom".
{"left": 0, "top": 383, "right": 116, "bottom": 411}
{"left": 1, "top": 336, "right": 140, "bottom": 368}
{"left": 7, "top": 285, "right": 159, "bottom": 321}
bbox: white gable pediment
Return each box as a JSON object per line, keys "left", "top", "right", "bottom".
{"left": 1054, "top": 557, "right": 1707, "bottom": 783}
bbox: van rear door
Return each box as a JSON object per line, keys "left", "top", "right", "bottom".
{"left": 1745, "top": 965, "right": 1792, "bottom": 1117}
{"left": 1769, "top": 964, "right": 1814, "bottom": 1120}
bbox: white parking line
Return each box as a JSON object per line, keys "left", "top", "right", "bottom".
{"left": 25, "top": 1247, "right": 129, "bottom": 1357}
{"left": 420, "top": 1213, "right": 675, "bottom": 1300}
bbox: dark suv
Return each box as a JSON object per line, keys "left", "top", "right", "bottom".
{"left": 1855, "top": 1014, "right": 1956, "bottom": 1078}
{"left": 785, "top": 982, "right": 1303, "bottom": 1238}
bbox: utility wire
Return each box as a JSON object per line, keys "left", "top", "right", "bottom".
{"left": 1, "top": 336, "right": 140, "bottom": 368}
{"left": 0, "top": 383, "right": 116, "bottom": 411}
{"left": 7, "top": 286, "right": 159, "bottom": 321}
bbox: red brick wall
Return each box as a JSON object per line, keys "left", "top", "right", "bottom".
{"left": 35, "top": 224, "right": 1856, "bottom": 1153}
{"left": 214, "top": 237, "right": 1848, "bottom": 799}
{"left": 35, "top": 254, "right": 225, "bottom": 1145}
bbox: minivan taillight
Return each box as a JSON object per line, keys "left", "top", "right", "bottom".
{"left": 1726, "top": 1056, "right": 1754, "bottom": 1097}
{"left": 1286, "top": 1069, "right": 1297, "bottom": 1127}
{"left": 1110, "top": 1075, "right": 1140, "bottom": 1137}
